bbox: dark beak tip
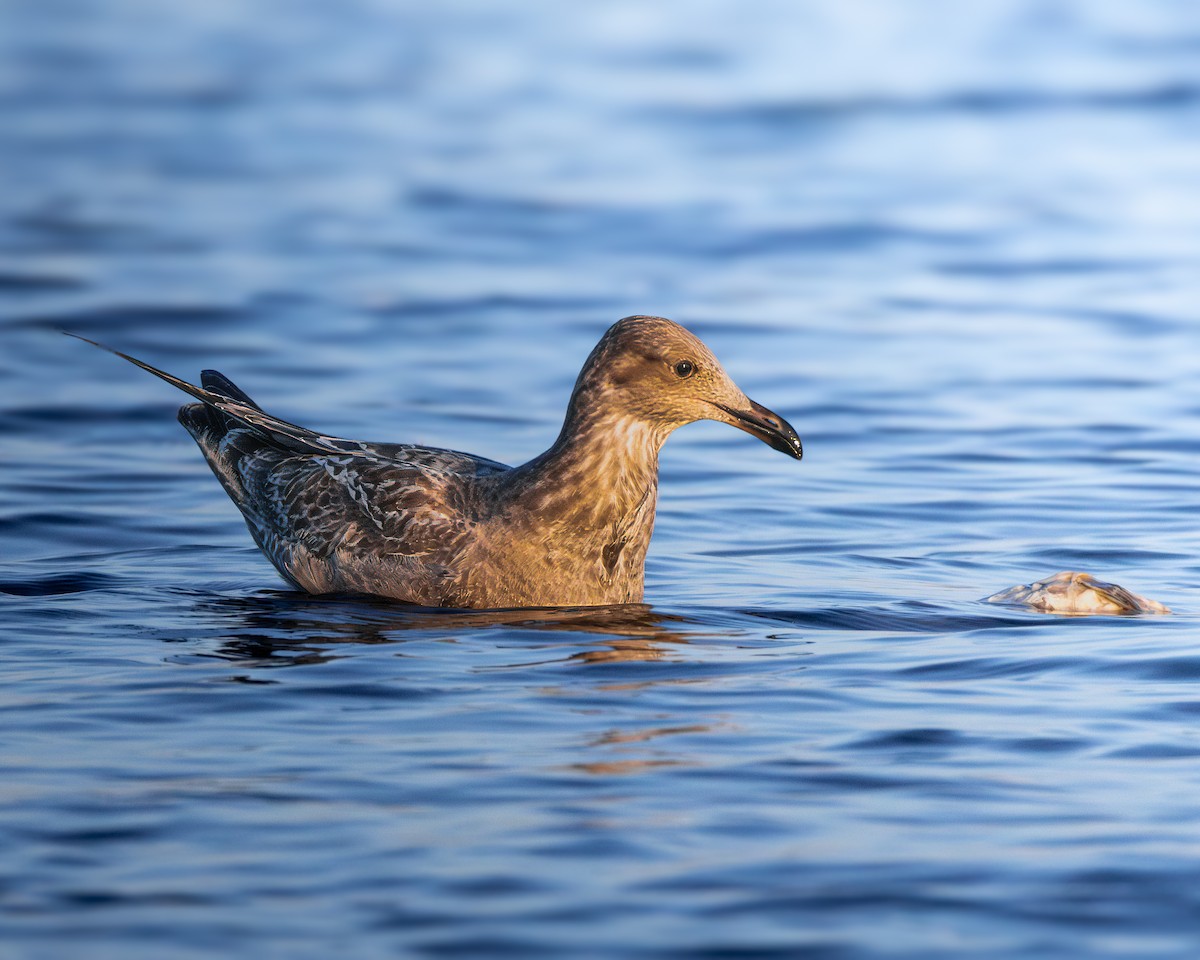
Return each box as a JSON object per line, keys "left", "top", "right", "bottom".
{"left": 755, "top": 421, "right": 803, "bottom": 460}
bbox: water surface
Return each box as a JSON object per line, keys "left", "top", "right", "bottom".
{"left": 4, "top": 2, "right": 1200, "bottom": 957}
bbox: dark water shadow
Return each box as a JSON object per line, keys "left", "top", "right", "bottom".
{"left": 0, "top": 570, "right": 125, "bottom": 597}
{"left": 740, "top": 598, "right": 1090, "bottom": 635}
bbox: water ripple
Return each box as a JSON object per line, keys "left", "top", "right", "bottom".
{"left": 5, "top": 1, "right": 1200, "bottom": 957}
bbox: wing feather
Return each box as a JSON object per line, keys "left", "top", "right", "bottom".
{"left": 72, "top": 333, "right": 511, "bottom": 598}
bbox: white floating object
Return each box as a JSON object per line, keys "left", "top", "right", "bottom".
{"left": 985, "top": 571, "right": 1170, "bottom": 615}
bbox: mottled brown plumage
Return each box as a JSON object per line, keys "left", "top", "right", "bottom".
{"left": 74, "top": 316, "right": 802, "bottom": 608}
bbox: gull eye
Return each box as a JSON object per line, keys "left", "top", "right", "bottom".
{"left": 673, "top": 359, "right": 695, "bottom": 379}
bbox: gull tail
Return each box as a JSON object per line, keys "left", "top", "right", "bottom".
{"left": 66, "top": 332, "right": 365, "bottom": 457}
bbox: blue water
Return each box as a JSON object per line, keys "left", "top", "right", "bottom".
{"left": 4, "top": 1, "right": 1200, "bottom": 956}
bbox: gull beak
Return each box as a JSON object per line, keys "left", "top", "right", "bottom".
{"left": 715, "top": 399, "right": 803, "bottom": 460}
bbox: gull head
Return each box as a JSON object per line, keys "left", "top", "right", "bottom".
{"left": 570, "top": 315, "right": 803, "bottom": 460}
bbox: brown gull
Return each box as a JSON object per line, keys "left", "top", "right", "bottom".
{"left": 73, "top": 316, "right": 801, "bottom": 608}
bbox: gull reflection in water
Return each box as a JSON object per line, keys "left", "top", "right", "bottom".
{"left": 183, "top": 589, "right": 703, "bottom": 668}
{"left": 180, "top": 590, "right": 728, "bottom": 776}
